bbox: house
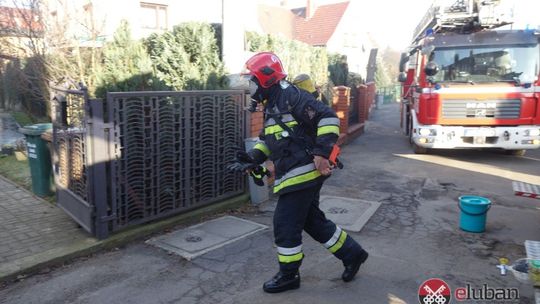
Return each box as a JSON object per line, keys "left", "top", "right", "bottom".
{"left": 292, "top": 1, "right": 372, "bottom": 79}
{"left": 0, "top": 6, "right": 44, "bottom": 58}
{"left": 41, "top": 0, "right": 372, "bottom": 77}
{"left": 246, "top": 0, "right": 373, "bottom": 79}
{"left": 44, "top": 0, "right": 223, "bottom": 46}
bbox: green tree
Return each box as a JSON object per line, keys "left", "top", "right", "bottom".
{"left": 245, "top": 31, "right": 328, "bottom": 86}
{"left": 145, "top": 22, "right": 227, "bottom": 90}
{"left": 95, "top": 20, "right": 165, "bottom": 97}
{"left": 375, "top": 47, "right": 401, "bottom": 88}
{"left": 328, "top": 53, "right": 348, "bottom": 86}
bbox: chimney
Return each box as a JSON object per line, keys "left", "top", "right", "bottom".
{"left": 306, "top": 0, "right": 316, "bottom": 19}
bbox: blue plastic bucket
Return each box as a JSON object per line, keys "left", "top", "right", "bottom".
{"left": 458, "top": 196, "right": 491, "bottom": 233}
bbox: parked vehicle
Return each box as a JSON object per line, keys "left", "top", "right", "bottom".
{"left": 398, "top": 0, "right": 540, "bottom": 155}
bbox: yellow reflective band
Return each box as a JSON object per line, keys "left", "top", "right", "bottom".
{"left": 265, "top": 121, "right": 298, "bottom": 135}
{"left": 317, "top": 125, "right": 340, "bottom": 136}
{"left": 254, "top": 142, "right": 270, "bottom": 156}
{"left": 278, "top": 252, "right": 304, "bottom": 263}
{"left": 329, "top": 230, "right": 347, "bottom": 253}
{"left": 273, "top": 170, "right": 321, "bottom": 193}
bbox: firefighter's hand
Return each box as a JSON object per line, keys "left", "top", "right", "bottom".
{"left": 313, "top": 155, "right": 332, "bottom": 176}
{"left": 227, "top": 150, "right": 258, "bottom": 174}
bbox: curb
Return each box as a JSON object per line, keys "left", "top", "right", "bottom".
{"left": 0, "top": 193, "right": 250, "bottom": 284}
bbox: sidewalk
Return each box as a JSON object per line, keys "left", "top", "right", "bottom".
{"left": 0, "top": 175, "right": 96, "bottom": 280}
{"left": 0, "top": 173, "right": 248, "bottom": 283}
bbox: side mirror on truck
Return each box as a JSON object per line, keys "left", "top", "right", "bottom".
{"left": 399, "top": 53, "right": 409, "bottom": 73}
{"left": 424, "top": 61, "right": 439, "bottom": 77}
{"left": 398, "top": 72, "right": 408, "bottom": 83}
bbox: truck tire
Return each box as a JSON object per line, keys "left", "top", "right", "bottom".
{"left": 412, "top": 142, "right": 428, "bottom": 154}
{"left": 409, "top": 123, "right": 428, "bottom": 154}
{"left": 505, "top": 149, "right": 526, "bottom": 156}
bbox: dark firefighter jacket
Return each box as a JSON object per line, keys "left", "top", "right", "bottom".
{"left": 249, "top": 81, "right": 340, "bottom": 195}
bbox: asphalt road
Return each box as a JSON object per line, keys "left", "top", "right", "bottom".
{"left": 1, "top": 102, "right": 539, "bottom": 304}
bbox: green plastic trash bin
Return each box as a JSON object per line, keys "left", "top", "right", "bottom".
{"left": 19, "top": 123, "right": 54, "bottom": 197}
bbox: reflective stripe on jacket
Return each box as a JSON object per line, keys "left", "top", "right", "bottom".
{"left": 249, "top": 82, "right": 339, "bottom": 195}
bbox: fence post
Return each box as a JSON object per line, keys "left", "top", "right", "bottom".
{"left": 332, "top": 86, "right": 350, "bottom": 135}
{"left": 358, "top": 85, "right": 367, "bottom": 124}
{"left": 87, "top": 98, "right": 111, "bottom": 239}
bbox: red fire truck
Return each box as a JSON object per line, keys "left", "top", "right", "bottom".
{"left": 399, "top": 0, "right": 540, "bottom": 155}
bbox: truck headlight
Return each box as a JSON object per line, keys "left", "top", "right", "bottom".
{"left": 419, "top": 128, "right": 436, "bottom": 136}
{"left": 527, "top": 129, "right": 540, "bottom": 137}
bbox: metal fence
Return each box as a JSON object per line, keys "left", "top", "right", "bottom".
{"left": 51, "top": 87, "right": 92, "bottom": 232}
{"left": 51, "top": 87, "right": 248, "bottom": 239}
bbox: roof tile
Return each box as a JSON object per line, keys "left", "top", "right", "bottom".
{"left": 293, "top": 1, "right": 349, "bottom": 46}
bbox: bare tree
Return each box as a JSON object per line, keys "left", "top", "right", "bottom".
{"left": 0, "top": 0, "right": 105, "bottom": 116}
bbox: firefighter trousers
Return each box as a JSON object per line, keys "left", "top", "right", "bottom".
{"left": 273, "top": 183, "right": 364, "bottom": 274}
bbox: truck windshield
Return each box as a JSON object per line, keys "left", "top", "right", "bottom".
{"left": 430, "top": 44, "right": 539, "bottom": 84}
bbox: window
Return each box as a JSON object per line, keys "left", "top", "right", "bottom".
{"left": 140, "top": 2, "right": 167, "bottom": 30}
{"left": 431, "top": 44, "right": 540, "bottom": 84}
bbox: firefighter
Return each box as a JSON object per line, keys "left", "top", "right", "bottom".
{"left": 293, "top": 73, "right": 329, "bottom": 105}
{"left": 229, "top": 52, "right": 368, "bottom": 293}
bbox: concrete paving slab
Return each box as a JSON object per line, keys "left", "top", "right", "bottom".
{"left": 320, "top": 196, "right": 381, "bottom": 232}
{"left": 146, "top": 215, "right": 268, "bottom": 260}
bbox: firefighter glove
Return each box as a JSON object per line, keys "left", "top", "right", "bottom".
{"left": 227, "top": 150, "right": 258, "bottom": 173}
{"left": 250, "top": 166, "right": 271, "bottom": 186}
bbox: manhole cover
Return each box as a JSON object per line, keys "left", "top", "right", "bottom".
{"left": 320, "top": 196, "right": 381, "bottom": 232}
{"left": 185, "top": 235, "right": 202, "bottom": 243}
{"left": 146, "top": 216, "right": 268, "bottom": 260}
{"left": 328, "top": 207, "right": 349, "bottom": 214}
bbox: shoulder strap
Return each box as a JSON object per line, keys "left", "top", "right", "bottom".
{"left": 267, "top": 107, "right": 310, "bottom": 152}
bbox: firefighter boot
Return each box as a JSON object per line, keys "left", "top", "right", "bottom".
{"left": 263, "top": 271, "right": 300, "bottom": 293}
{"left": 342, "top": 249, "right": 369, "bottom": 282}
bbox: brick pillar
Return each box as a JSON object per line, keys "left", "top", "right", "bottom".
{"left": 332, "top": 86, "right": 350, "bottom": 134}
{"left": 250, "top": 111, "right": 264, "bottom": 138}
{"left": 357, "top": 84, "right": 367, "bottom": 123}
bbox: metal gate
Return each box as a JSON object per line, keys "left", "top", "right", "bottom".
{"left": 51, "top": 87, "right": 92, "bottom": 232}
{"left": 52, "top": 87, "right": 248, "bottom": 239}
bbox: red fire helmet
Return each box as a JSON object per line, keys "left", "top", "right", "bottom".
{"left": 243, "top": 52, "right": 287, "bottom": 88}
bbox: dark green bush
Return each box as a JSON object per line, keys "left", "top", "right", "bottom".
{"left": 95, "top": 20, "right": 167, "bottom": 98}
{"left": 145, "top": 22, "right": 227, "bottom": 90}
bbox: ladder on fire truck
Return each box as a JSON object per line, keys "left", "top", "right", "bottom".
{"left": 412, "top": 0, "right": 513, "bottom": 43}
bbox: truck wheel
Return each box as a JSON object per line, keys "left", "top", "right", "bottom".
{"left": 412, "top": 142, "right": 428, "bottom": 154}
{"left": 505, "top": 149, "right": 526, "bottom": 156}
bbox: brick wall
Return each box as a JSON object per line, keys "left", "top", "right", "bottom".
{"left": 332, "top": 86, "right": 351, "bottom": 134}
{"left": 250, "top": 111, "right": 264, "bottom": 138}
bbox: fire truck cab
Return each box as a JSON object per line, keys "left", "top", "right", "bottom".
{"left": 399, "top": 0, "right": 540, "bottom": 155}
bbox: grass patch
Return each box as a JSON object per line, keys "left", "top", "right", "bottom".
{"left": 11, "top": 111, "right": 51, "bottom": 127}
{"left": 0, "top": 155, "right": 31, "bottom": 189}
{"left": 0, "top": 155, "right": 56, "bottom": 203}
{"left": 11, "top": 112, "right": 34, "bottom": 127}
